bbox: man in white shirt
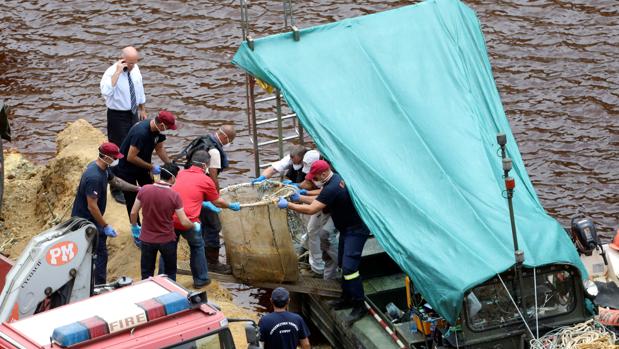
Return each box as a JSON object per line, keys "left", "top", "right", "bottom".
{"left": 100, "top": 46, "right": 147, "bottom": 203}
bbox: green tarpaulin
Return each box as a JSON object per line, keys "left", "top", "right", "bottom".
{"left": 232, "top": 0, "right": 585, "bottom": 323}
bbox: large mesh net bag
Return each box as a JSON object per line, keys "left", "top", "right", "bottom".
{"left": 219, "top": 181, "right": 303, "bottom": 283}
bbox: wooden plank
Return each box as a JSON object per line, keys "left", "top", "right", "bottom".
{"left": 177, "top": 260, "right": 342, "bottom": 297}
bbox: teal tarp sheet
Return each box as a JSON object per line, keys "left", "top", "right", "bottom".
{"left": 233, "top": 0, "right": 585, "bottom": 323}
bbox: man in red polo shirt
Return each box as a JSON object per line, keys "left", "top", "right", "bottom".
{"left": 172, "top": 150, "right": 240, "bottom": 287}
{"left": 130, "top": 163, "right": 195, "bottom": 281}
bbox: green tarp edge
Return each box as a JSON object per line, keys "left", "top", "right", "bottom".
{"left": 232, "top": 0, "right": 586, "bottom": 324}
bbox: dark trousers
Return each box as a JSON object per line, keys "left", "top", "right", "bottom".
{"left": 107, "top": 108, "right": 137, "bottom": 147}
{"left": 94, "top": 231, "right": 108, "bottom": 285}
{"left": 115, "top": 171, "right": 153, "bottom": 222}
{"left": 200, "top": 208, "right": 222, "bottom": 249}
{"left": 338, "top": 225, "right": 370, "bottom": 301}
{"left": 141, "top": 240, "right": 177, "bottom": 281}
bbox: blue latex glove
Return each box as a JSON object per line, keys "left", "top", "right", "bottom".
{"left": 291, "top": 183, "right": 301, "bottom": 189}
{"left": 131, "top": 224, "right": 141, "bottom": 239}
{"left": 282, "top": 179, "right": 293, "bottom": 185}
{"left": 193, "top": 221, "right": 201, "bottom": 233}
{"left": 299, "top": 189, "right": 307, "bottom": 195}
{"left": 152, "top": 165, "right": 161, "bottom": 175}
{"left": 103, "top": 225, "right": 117, "bottom": 237}
{"left": 290, "top": 192, "right": 301, "bottom": 202}
{"left": 251, "top": 175, "right": 266, "bottom": 185}
{"left": 277, "top": 197, "right": 289, "bottom": 209}
{"left": 228, "top": 202, "right": 241, "bottom": 211}
{"left": 202, "top": 201, "right": 222, "bottom": 213}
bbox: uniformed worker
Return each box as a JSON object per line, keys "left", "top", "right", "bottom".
{"left": 277, "top": 160, "right": 369, "bottom": 325}
{"left": 258, "top": 287, "right": 311, "bottom": 349}
{"left": 71, "top": 142, "right": 140, "bottom": 285}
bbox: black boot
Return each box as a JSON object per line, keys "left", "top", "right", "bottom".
{"left": 206, "top": 247, "right": 232, "bottom": 274}
{"left": 326, "top": 297, "right": 353, "bottom": 310}
{"left": 111, "top": 186, "right": 126, "bottom": 204}
{"left": 344, "top": 301, "right": 367, "bottom": 326}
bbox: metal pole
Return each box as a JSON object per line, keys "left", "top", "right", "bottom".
{"left": 497, "top": 133, "right": 526, "bottom": 310}
{"left": 249, "top": 77, "right": 260, "bottom": 177}
{"left": 275, "top": 90, "right": 284, "bottom": 158}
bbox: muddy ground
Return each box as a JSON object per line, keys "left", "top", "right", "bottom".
{"left": 0, "top": 119, "right": 257, "bottom": 344}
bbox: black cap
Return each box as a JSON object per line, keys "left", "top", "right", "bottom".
{"left": 271, "top": 287, "right": 289, "bottom": 307}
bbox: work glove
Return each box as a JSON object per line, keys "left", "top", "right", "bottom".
{"left": 282, "top": 179, "right": 293, "bottom": 185}
{"left": 103, "top": 225, "right": 117, "bottom": 237}
{"left": 152, "top": 164, "right": 161, "bottom": 175}
{"left": 277, "top": 197, "right": 289, "bottom": 209}
{"left": 251, "top": 175, "right": 266, "bottom": 185}
{"left": 131, "top": 224, "right": 141, "bottom": 239}
{"left": 228, "top": 202, "right": 241, "bottom": 211}
{"left": 290, "top": 191, "right": 301, "bottom": 202}
{"left": 202, "top": 201, "right": 222, "bottom": 213}
{"left": 193, "top": 221, "right": 201, "bottom": 233}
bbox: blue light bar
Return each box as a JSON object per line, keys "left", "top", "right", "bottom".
{"left": 52, "top": 322, "right": 90, "bottom": 347}
{"left": 156, "top": 292, "right": 190, "bottom": 315}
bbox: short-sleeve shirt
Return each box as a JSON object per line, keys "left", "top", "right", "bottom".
{"left": 71, "top": 161, "right": 114, "bottom": 229}
{"left": 115, "top": 120, "right": 166, "bottom": 179}
{"left": 271, "top": 155, "right": 293, "bottom": 174}
{"left": 316, "top": 173, "right": 366, "bottom": 233}
{"left": 137, "top": 183, "right": 183, "bottom": 243}
{"left": 172, "top": 166, "right": 220, "bottom": 230}
{"left": 208, "top": 148, "right": 222, "bottom": 170}
{"left": 259, "top": 311, "right": 310, "bottom": 349}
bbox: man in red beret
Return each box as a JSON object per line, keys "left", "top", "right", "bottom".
{"left": 72, "top": 142, "right": 140, "bottom": 285}
{"left": 113, "top": 110, "right": 176, "bottom": 224}
{"left": 277, "top": 160, "right": 370, "bottom": 325}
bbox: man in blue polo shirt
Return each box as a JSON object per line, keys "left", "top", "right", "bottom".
{"left": 114, "top": 110, "right": 175, "bottom": 222}
{"left": 71, "top": 142, "right": 140, "bottom": 285}
{"left": 277, "top": 160, "right": 369, "bottom": 325}
{"left": 258, "top": 287, "right": 311, "bottom": 349}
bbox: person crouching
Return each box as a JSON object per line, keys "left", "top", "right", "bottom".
{"left": 130, "top": 163, "right": 197, "bottom": 281}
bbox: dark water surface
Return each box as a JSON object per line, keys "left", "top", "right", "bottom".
{"left": 0, "top": 0, "right": 617, "bottom": 240}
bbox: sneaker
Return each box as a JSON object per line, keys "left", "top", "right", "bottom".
{"left": 326, "top": 298, "right": 353, "bottom": 310}
{"left": 344, "top": 302, "right": 367, "bottom": 326}
{"left": 193, "top": 279, "right": 212, "bottom": 288}
{"left": 208, "top": 262, "right": 232, "bottom": 275}
{"left": 111, "top": 187, "right": 126, "bottom": 204}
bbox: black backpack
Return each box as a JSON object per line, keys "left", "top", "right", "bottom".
{"left": 174, "top": 135, "right": 217, "bottom": 169}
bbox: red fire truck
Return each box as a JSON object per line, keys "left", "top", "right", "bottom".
{"left": 0, "top": 275, "right": 259, "bottom": 349}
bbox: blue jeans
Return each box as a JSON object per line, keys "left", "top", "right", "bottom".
{"left": 160, "top": 229, "right": 210, "bottom": 284}
{"left": 141, "top": 240, "right": 177, "bottom": 281}
{"left": 94, "top": 231, "right": 108, "bottom": 285}
{"left": 338, "top": 225, "right": 370, "bottom": 301}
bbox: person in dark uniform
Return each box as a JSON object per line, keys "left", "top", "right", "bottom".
{"left": 258, "top": 287, "right": 311, "bottom": 349}
{"left": 71, "top": 142, "right": 139, "bottom": 284}
{"left": 113, "top": 110, "right": 175, "bottom": 223}
{"left": 277, "top": 160, "right": 369, "bottom": 325}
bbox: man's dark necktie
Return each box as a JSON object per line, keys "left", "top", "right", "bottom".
{"left": 127, "top": 71, "right": 137, "bottom": 116}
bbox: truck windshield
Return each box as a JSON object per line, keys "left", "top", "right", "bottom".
{"left": 465, "top": 268, "right": 577, "bottom": 331}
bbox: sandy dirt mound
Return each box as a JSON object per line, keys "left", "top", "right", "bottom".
{"left": 1, "top": 119, "right": 256, "bottom": 344}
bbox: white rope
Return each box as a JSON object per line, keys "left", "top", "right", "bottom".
{"left": 534, "top": 267, "right": 539, "bottom": 339}
{"left": 529, "top": 319, "right": 618, "bottom": 349}
{"left": 496, "top": 273, "right": 536, "bottom": 339}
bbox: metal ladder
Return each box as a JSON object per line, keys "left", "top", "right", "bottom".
{"left": 240, "top": 0, "right": 305, "bottom": 177}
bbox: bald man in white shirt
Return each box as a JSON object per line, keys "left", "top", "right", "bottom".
{"left": 100, "top": 46, "right": 147, "bottom": 203}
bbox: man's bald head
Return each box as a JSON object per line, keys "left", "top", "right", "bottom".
{"left": 120, "top": 46, "right": 139, "bottom": 72}
{"left": 217, "top": 125, "right": 236, "bottom": 145}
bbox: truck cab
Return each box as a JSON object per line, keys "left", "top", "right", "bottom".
{"left": 0, "top": 276, "right": 252, "bottom": 349}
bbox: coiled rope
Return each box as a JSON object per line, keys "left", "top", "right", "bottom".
{"left": 530, "top": 320, "right": 619, "bottom": 349}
